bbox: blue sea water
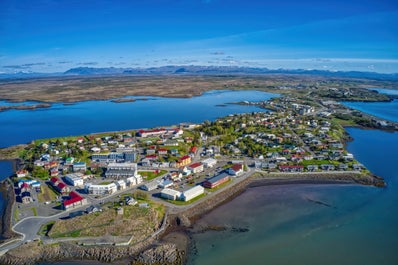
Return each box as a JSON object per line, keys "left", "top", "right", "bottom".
{"left": 188, "top": 129, "right": 398, "bottom": 265}
{"left": 343, "top": 100, "right": 398, "bottom": 123}
{"left": 0, "top": 90, "right": 276, "bottom": 148}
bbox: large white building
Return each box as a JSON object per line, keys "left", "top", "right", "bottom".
{"left": 140, "top": 180, "right": 158, "bottom": 191}
{"left": 126, "top": 175, "right": 143, "bottom": 187}
{"left": 160, "top": 188, "right": 181, "bottom": 201}
{"left": 181, "top": 185, "right": 204, "bottom": 201}
{"left": 64, "top": 173, "right": 84, "bottom": 187}
{"left": 85, "top": 183, "right": 118, "bottom": 195}
{"left": 105, "top": 162, "right": 137, "bottom": 178}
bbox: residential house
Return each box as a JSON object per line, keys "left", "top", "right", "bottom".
{"left": 339, "top": 164, "right": 349, "bottom": 170}
{"left": 73, "top": 162, "right": 87, "bottom": 172}
{"left": 16, "top": 169, "right": 28, "bottom": 178}
{"left": 188, "top": 162, "right": 204, "bottom": 174}
{"left": 352, "top": 164, "right": 364, "bottom": 171}
{"left": 279, "top": 165, "right": 304, "bottom": 172}
{"left": 307, "top": 165, "right": 319, "bottom": 172}
{"left": 158, "top": 148, "right": 168, "bottom": 155}
{"left": 320, "top": 164, "right": 335, "bottom": 171}
{"left": 50, "top": 177, "right": 70, "bottom": 194}
{"left": 21, "top": 192, "right": 33, "bottom": 204}
{"left": 176, "top": 155, "right": 191, "bottom": 167}
{"left": 228, "top": 164, "right": 244, "bottom": 176}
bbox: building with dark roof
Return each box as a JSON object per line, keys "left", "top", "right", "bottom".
{"left": 203, "top": 172, "right": 230, "bottom": 189}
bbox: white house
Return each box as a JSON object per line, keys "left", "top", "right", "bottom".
{"left": 181, "top": 185, "right": 204, "bottom": 201}
{"left": 188, "top": 162, "right": 204, "bottom": 174}
{"left": 228, "top": 164, "right": 244, "bottom": 176}
{"left": 85, "top": 183, "right": 118, "bottom": 195}
{"left": 202, "top": 158, "right": 217, "bottom": 168}
{"left": 126, "top": 175, "right": 142, "bottom": 187}
{"left": 160, "top": 188, "right": 181, "bottom": 201}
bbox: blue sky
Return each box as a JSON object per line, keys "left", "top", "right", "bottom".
{"left": 1, "top": 0, "right": 398, "bottom": 73}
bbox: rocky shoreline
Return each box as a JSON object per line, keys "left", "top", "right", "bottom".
{"left": 0, "top": 180, "right": 18, "bottom": 242}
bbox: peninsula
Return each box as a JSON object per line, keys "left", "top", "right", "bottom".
{"left": 0, "top": 89, "right": 390, "bottom": 265}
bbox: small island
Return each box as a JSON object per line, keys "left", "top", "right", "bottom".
{"left": 0, "top": 90, "right": 391, "bottom": 265}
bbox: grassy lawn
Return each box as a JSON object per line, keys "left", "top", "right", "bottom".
{"left": 38, "top": 221, "right": 55, "bottom": 236}
{"left": 48, "top": 202, "right": 165, "bottom": 239}
{"left": 37, "top": 184, "right": 58, "bottom": 203}
{"left": 99, "top": 181, "right": 112, "bottom": 185}
{"left": 30, "top": 207, "right": 38, "bottom": 216}
{"left": 140, "top": 170, "right": 167, "bottom": 181}
{"left": 13, "top": 208, "right": 19, "bottom": 222}
{"left": 301, "top": 159, "right": 341, "bottom": 166}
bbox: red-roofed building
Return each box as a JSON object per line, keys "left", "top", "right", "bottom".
{"left": 20, "top": 182, "right": 30, "bottom": 193}
{"left": 158, "top": 148, "right": 168, "bottom": 155}
{"left": 189, "top": 146, "right": 197, "bottom": 154}
{"left": 176, "top": 155, "right": 191, "bottom": 167}
{"left": 188, "top": 162, "right": 204, "bottom": 174}
{"left": 50, "top": 177, "right": 60, "bottom": 185}
{"left": 16, "top": 169, "right": 28, "bottom": 178}
{"left": 137, "top": 129, "right": 167, "bottom": 138}
{"left": 50, "top": 177, "right": 70, "bottom": 194}
{"left": 228, "top": 164, "right": 244, "bottom": 176}
{"left": 63, "top": 191, "right": 87, "bottom": 210}
{"left": 57, "top": 182, "right": 70, "bottom": 194}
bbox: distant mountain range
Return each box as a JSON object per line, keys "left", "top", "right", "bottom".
{"left": 1, "top": 66, "right": 398, "bottom": 80}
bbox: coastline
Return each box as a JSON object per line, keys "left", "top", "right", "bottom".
{"left": 0, "top": 179, "right": 18, "bottom": 242}
{"left": 0, "top": 170, "right": 384, "bottom": 265}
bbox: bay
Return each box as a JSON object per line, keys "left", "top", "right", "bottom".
{"left": 0, "top": 90, "right": 276, "bottom": 148}
{"left": 343, "top": 99, "right": 398, "bottom": 123}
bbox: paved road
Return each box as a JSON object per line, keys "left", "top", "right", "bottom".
{"left": 0, "top": 206, "right": 84, "bottom": 255}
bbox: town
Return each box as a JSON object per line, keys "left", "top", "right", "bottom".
{"left": 8, "top": 95, "right": 376, "bottom": 247}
